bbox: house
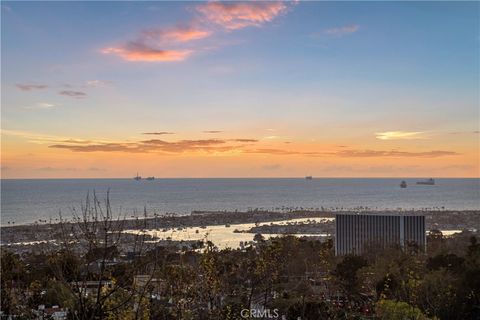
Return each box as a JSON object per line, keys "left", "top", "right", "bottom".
{"left": 70, "top": 280, "right": 113, "bottom": 297}
{"left": 34, "top": 305, "right": 68, "bottom": 320}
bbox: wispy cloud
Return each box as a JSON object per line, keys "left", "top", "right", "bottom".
{"left": 86, "top": 80, "right": 111, "bottom": 87}
{"left": 195, "top": 1, "right": 288, "bottom": 30}
{"left": 16, "top": 84, "right": 48, "bottom": 91}
{"left": 1, "top": 129, "right": 96, "bottom": 145}
{"left": 37, "top": 167, "right": 77, "bottom": 172}
{"left": 103, "top": 1, "right": 293, "bottom": 63}
{"left": 101, "top": 24, "right": 207, "bottom": 62}
{"left": 245, "top": 148, "right": 458, "bottom": 158}
{"left": 203, "top": 130, "right": 223, "bottom": 133}
{"left": 4, "top": 129, "right": 457, "bottom": 159}
{"left": 142, "top": 25, "right": 211, "bottom": 43}
{"left": 335, "top": 149, "right": 458, "bottom": 158}
{"left": 323, "top": 24, "right": 360, "bottom": 37}
{"left": 102, "top": 43, "right": 192, "bottom": 62}
{"left": 231, "top": 139, "right": 258, "bottom": 143}
{"left": 49, "top": 138, "right": 233, "bottom": 154}
{"left": 143, "top": 132, "right": 175, "bottom": 135}
{"left": 47, "top": 135, "right": 458, "bottom": 158}
{"left": 245, "top": 148, "right": 310, "bottom": 156}
{"left": 58, "top": 90, "right": 87, "bottom": 98}
{"left": 24, "top": 102, "right": 57, "bottom": 110}
{"left": 449, "top": 130, "right": 480, "bottom": 135}
{"left": 375, "top": 131, "right": 426, "bottom": 140}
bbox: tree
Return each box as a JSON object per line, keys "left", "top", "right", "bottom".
{"left": 457, "top": 236, "right": 480, "bottom": 319}
{"left": 427, "top": 253, "right": 464, "bottom": 274}
{"left": 253, "top": 233, "right": 265, "bottom": 243}
{"left": 0, "top": 250, "right": 28, "bottom": 316}
{"left": 335, "top": 255, "right": 368, "bottom": 294}
{"left": 376, "top": 299, "right": 432, "bottom": 320}
{"left": 52, "top": 192, "right": 155, "bottom": 320}
{"left": 416, "top": 269, "right": 458, "bottom": 319}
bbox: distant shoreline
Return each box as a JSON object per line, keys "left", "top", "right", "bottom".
{"left": 2, "top": 208, "right": 479, "bottom": 229}
{"left": 1, "top": 209, "right": 479, "bottom": 252}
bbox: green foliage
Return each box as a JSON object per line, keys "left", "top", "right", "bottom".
{"left": 1, "top": 250, "right": 27, "bottom": 315}
{"left": 376, "top": 299, "right": 432, "bottom": 320}
{"left": 44, "top": 280, "right": 76, "bottom": 309}
{"left": 286, "top": 300, "right": 333, "bottom": 320}
{"left": 103, "top": 287, "right": 150, "bottom": 320}
{"left": 427, "top": 253, "right": 464, "bottom": 273}
{"left": 2, "top": 233, "right": 479, "bottom": 320}
{"left": 335, "top": 255, "right": 368, "bottom": 294}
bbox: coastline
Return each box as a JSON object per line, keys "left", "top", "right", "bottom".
{"left": 1, "top": 209, "right": 478, "bottom": 252}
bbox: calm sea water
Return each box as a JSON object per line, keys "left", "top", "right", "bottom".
{"left": 1, "top": 178, "right": 479, "bottom": 225}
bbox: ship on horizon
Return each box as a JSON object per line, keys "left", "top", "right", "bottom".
{"left": 134, "top": 173, "right": 141, "bottom": 181}
{"left": 305, "top": 176, "right": 313, "bottom": 180}
{"left": 417, "top": 178, "right": 435, "bottom": 185}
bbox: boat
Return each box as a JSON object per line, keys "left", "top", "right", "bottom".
{"left": 416, "top": 178, "right": 435, "bottom": 185}
{"left": 133, "top": 173, "right": 141, "bottom": 181}
{"left": 400, "top": 181, "right": 407, "bottom": 188}
{"left": 305, "top": 176, "right": 313, "bottom": 180}
{"left": 146, "top": 176, "right": 155, "bottom": 181}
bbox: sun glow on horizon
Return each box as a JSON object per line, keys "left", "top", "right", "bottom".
{"left": 1, "top": 1, "right": 479, "bottom": 178}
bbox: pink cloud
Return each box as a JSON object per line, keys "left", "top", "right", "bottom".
{"left": 196, "top": 1, "right": 288, "bottom": 30}
{"left": 102, "top": 25, "right": 208, "bottom": 62}
{"left": 102, "top": 2, "right": 293, "bottom": 62}
{"left": 102, "top": 42, "right": 192, "bottom": 62}
{"left": 142, "top": 26, "right": 211, "bottom": 43}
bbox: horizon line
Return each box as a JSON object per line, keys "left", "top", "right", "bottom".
{"left": 1, "top": 176, "right": 479, "bottom": 180}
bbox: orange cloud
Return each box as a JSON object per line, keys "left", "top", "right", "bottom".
{"left": 47, "top": 135, "right": 459, "bottom": 159}
{"left": 142, "top": 26, "right": 211, "bottom": 42}
{"left": 49, "top": 138, "right": 232, "bottom": 153}
{"left": 142, "top": 132, "right": 175, "bottom": 135}
{"left": 196, "top": 1, "right": 288, "bottom": 30}
{"left": 102, "top": 2, "right": 294, "bottom": 62}
{"left": 102, "top": 43, "right": 192, "bottom": 62}
{"left": 231, "top": 139, "right": 258, "bottom": 143}
{"left": 375, "top": 131, "right": 426, "bottom": 140}
{"left": 245, "top": 148, "right": 458, "bottom": 158}
{"left": 335, "top": 149, "right": 458, "bottom": 158}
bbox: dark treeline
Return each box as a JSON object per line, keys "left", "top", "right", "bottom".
{"left": 2, "top": 234, "right": 479, "bottom": 319}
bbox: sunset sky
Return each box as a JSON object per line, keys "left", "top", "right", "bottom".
{"left": 1, "top": 1, "right": 479, "bottom": 178}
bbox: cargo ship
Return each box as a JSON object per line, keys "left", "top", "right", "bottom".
{"left": 416, "top": 178, "right": 435, "bottom": 185}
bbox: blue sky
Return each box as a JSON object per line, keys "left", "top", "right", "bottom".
{"left": 1, "top": 1, "right": 479, "bottom": 178}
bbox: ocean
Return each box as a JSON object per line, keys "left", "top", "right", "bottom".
{"left": 1, "top": 178, "right": 479, "bottom": 225}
